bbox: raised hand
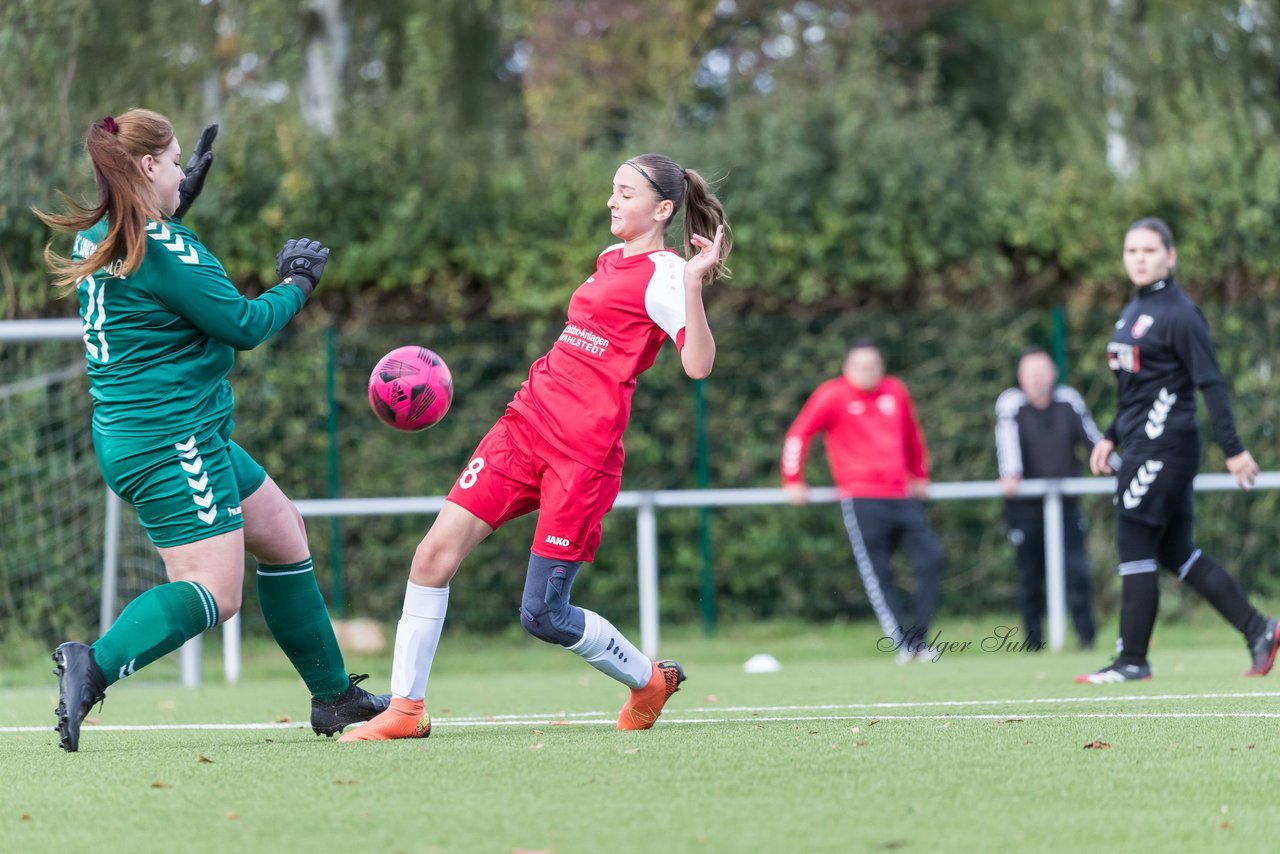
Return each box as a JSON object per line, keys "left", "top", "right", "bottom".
{"left": 174, "top": 124, "right": 219, "bottom": 220}
{"left": 275, "top": 237, "right": 330, "bottom": 298}
{"left": 685, "top": 224, "right": 725, "bottom": 284}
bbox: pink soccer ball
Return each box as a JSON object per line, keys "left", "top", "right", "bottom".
{"left": 368, "top": 346, "right": 453, "bottom": 431}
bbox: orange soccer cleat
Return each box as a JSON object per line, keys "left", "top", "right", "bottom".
{"left": 336, "top": 697, "right": 432, "bottom": 742}
{"left": 617, "top": 659, "right": 686, "bottom": 731}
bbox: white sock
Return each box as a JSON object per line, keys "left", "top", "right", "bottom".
{"left": 567, "top": 609, "right": 653, "bottom": 689}
{"left": 389, "top": 581, "right": 449, "bottom": 701}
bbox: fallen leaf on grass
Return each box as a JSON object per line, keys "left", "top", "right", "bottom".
{"left": 226, "top": 813, "right": 239, "bottom": 821}
{"left": 1083, "top": 740, "right": 1111, "bottom": 750}
{"left": 854, "top": 741, "right": 867, "bottom": 747}
{"left": 529, "top": 743, "right": 544, "bottom": 750}
{"left": 999, "top": 719, "right": 1024, "bottom": 724}
{"left": 197, "top": 755, "right": 213, "bottom": 764}
{"left": 704, "top": 695, "right": 718, "bottom": 703}
{"left": 84, "top": 717, "right": 101, "bottom": 726}
{"left": 624, "top": 747, "right": 640, "bottom": 755}
{"left": 531, "top": 729, "right": 544, "bottom": 735}
{"left": 275, "top": 716, "right": 291, "bottom": 723}
{"left": 1219, "top": 822, "right": 1232, "bottom": 831}
{"left": 20, "top": 814, "right": 30, "bottom": 821}
{"left": 335, "top": 780, "right": 357, "bottom": 786}
{"left": 150, "top": 782, "right": 169, "bottom": 789}
{"left": 551, "top": 720, "right": 571, "bottom": 727}
{"left": 850, "top": 727, "right": 861, "bottom": 734}
{"left": 866, "top": 720, "right": 879, "bottom": 727}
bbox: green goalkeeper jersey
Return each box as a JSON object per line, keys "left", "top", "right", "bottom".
{"left": 74, "top": 218, "right": 306, "bottom": 436}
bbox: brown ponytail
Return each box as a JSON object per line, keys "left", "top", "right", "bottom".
{"left": 34, "top": 108, "right": 175, "bottom": 293}
{"left": 626, "top": 153, "right": 733, "bottom": 283}
{"left": 680, "top": 168, "right": 732, "bottom": 282}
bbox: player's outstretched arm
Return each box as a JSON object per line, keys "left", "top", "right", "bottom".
{"left": 680, "top": 224, "right": 724, "bottom": 379}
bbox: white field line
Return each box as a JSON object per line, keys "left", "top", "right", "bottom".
{"left": 439, "top": 691, "right": 1280, "bottom": 722}
{"left": 3, "top": 691, "right": 1280, "bottom": 733}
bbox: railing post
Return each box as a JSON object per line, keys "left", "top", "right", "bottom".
{"left": 222, "top": 612, "right": 241, "bottom": 684}
{"left": 180, "top": 636, "right": 202, "bottom": 688}
{"left": 100, "top": 488, "right": 122, "bottom": 635}
{"left": 1043, "top": 482, "right": 1067, "bottom": 652}
{"left": 636, "top": 492, "right": 660, "bottom": 658}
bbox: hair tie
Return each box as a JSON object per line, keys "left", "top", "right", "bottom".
{"left": 101, "top": 116, "right": 119, "bottom": 135}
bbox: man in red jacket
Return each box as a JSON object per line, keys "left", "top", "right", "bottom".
{"left": 781, "top": 340, "right": 944, "bottom": 662}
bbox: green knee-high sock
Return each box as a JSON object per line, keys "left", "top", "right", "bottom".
{"left": 92, "top": 580, "right": 219, "bottom": 686}
{"left": 256, "top": 558, "right": 349, "bottom": 700}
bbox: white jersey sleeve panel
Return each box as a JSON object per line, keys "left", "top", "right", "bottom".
{"left": 643, "top": 251, "right": 688, "bottom": 342}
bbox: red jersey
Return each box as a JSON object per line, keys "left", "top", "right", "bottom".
{"left": 780, "top": 375, "right": 930, "bottom": 499}
{"left": 508, "top": 244, "right": 687, "bottom": 475}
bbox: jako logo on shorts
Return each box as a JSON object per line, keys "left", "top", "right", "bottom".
{"left": 544, "top": 534, "right": 571, "bottom": 548}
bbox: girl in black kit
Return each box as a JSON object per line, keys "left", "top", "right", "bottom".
{"left": 1079, "top": 217, "right": 1277, "bottom": 684}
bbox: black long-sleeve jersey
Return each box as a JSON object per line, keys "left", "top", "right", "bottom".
{"left": 995, "top": 385, "right": 1104, "bottom": 480}
{"left": 1103, "top": 277, "right": 1243, "bottom": 457}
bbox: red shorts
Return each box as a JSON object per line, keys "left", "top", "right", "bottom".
{"left": 446, "top": 410, "right": 622, "bottom": 562}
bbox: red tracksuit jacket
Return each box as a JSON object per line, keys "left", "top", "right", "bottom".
{"left": 781, "top": 375, "right": 930, "bottom": 499}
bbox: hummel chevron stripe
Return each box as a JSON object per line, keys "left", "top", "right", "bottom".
{"left": 146, "top": 221, "right": 199, "bottom": 264}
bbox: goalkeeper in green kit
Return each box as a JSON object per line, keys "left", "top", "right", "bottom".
{"left": 35, "top": 108, "right": 388, "bottom": 752}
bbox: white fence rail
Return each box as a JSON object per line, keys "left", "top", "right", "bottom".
{"left": 10, "top": 320, "right": 1275, "bottom": 676}
{"left": 286, "top": 473, "right": 1280, "bottom": 658}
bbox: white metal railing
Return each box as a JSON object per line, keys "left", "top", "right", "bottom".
{"left": 289, "top": 473, "right": 1280, "bottom": 657}
{"left": 11, "top": 321, "right": 1275, "bottom": 672}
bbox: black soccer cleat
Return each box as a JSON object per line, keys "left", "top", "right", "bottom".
{"left": 1075, "top": 660, "right": 1152, "bottom": 685}
{"left": 1243, "top": 617, "right": 1280, "bottom": 677}
{"left": 311, "top": 673, "right": 391, "bottom": 737}
{"left": 52, "top": 642, "right": 108, "bottom": 753}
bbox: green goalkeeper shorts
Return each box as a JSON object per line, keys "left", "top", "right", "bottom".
{"left": 92, "top": 417, "right": 267, "bottom": 547}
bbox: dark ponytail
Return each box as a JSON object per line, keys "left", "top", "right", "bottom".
{"left": 627, "top": 153, "right": 733, "bottom": 283}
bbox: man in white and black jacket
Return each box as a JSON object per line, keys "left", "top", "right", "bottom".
{"left": 995, "top": 348, "right": 1101, "bottom": 651}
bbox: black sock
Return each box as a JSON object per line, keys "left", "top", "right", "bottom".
{"left": 1118, "top": 571, "right": 1159, "bottom": 664}
{"left": 1181, "top": 554, "right": 1265, "bottom": 639}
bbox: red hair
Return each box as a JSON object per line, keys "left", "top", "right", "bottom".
{"left": 34, "top": 108, "right": 175, "bottom": 292}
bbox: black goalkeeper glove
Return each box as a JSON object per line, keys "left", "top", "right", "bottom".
{"left": 276, "top": 237, "right": 330, "bottom": 298}
{"left": 174, "top": 123, "right": 218, "bottom": 220}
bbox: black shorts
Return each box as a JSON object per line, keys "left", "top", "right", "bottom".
{"left": 1113, "top": 438, "right": 1198, "bottom": 528}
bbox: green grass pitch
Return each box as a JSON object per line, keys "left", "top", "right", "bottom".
{"left": 2, "top": 618, "right": 1277, "bottom": 852}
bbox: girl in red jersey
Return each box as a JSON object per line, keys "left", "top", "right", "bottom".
{"left": 342, "top": 154, "right": 730, "bottom": 741}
